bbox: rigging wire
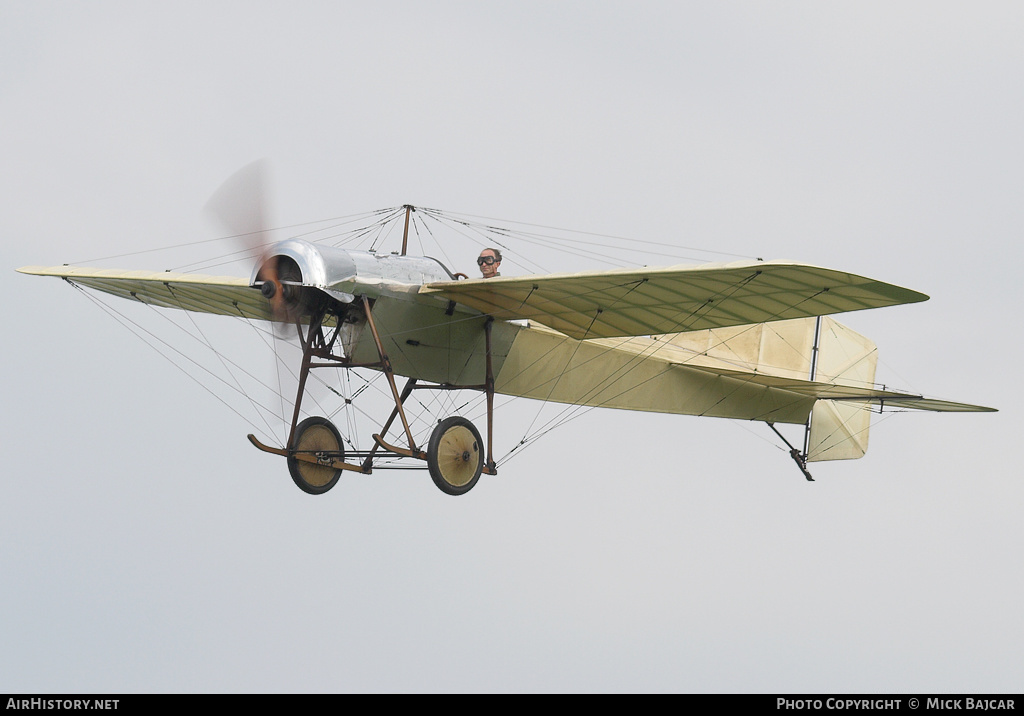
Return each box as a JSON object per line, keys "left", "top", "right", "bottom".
{"left": 174, "top": 208, "right": 405, "bottom": 274}
{"left": 416, "top": 207, "right": 551, "bottom": 274}
{"left": 67, "top": 278, "right": 368, "bottom": 451}
{"left": 71, "top": 209, "right": 402, "bottom": 268}
{"left": 423, "top": 211, "right": 684, "bottom": 269}
{"left": 167, "top": 284, "right": 281, "bottom": 443}
{"left": 421, "top": 207, "right": 758, "bottom": 261}
{"left": 66, "top": 280, "right": 280, "bottom": 446}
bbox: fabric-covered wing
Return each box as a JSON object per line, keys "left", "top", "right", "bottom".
{"left": 421, "top": 260, "right": 929, "bottom": 340}
{"left": 17, "top": 265, "right": 272, "bottom": 320}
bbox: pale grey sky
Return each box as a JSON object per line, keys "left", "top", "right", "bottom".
{"left": 2, "top": 1, "right": 1020, "bottom": 693}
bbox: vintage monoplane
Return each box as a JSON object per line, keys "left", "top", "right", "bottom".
{"left": 18, "top": 193, "right": 995, "bottom": 494}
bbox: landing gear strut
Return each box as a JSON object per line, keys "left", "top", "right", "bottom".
{"left": 767, "top": 422, "right": 815, "bottom": 482}
{"left": 248, "top": 294, "right": 498, "bottom": 496}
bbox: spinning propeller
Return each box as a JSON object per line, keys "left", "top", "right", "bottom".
{"left": 203, "top": 159, "right": 302, "bottom": 326}
{"left": 203, "top": 161, "right": 316, "bottom": 445}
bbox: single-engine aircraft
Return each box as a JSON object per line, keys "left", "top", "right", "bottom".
{"left": 18, "top": 201, "right": 995, "bottom": 493}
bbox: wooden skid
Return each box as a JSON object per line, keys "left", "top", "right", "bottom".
{"left": 247, "top": 434, "right": 371, "bottom": 474}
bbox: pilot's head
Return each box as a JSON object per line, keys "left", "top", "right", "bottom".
{"left": 477, "top": 248, "right": 502, "bottom": 278}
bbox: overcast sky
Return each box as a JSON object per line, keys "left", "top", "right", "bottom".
{"left": 2, "top": 1, "right": 1021, "bottom": 693}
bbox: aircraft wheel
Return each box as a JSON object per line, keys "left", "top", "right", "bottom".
{"left": 288, "top": 416, "right": 345, "bottom": 495}
{"left": 427, "top": 416, "right": 484, "bottom": 496}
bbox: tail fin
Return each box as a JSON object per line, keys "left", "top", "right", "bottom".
{"left": 662, "top": 315, "right": 880, "bottom": 462}
{"left": 661, "top": 315, "right": 993, "bottom": 463}
{"left": 806, "top": 318, "right": 878, "bottom": 462}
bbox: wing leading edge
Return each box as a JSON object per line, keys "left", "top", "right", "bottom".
{"left": 17, "top": 265, "right": 272, "bottom": 320}
{"left": 421, "top": 260, "right": 929, "bottom": 340}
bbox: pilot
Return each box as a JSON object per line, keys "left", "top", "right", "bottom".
{"left": 477, "top": 248, "right": 502, "bottom": 278}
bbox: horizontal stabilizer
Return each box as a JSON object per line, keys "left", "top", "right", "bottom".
{"left": 843, "top": 396, "right": 997, "bottom": 413}
{"left": 670, "top": 362, "right": 912, "bottom": 402}
{"left": 674, "top": 363, "right": 996, "bottom": 413}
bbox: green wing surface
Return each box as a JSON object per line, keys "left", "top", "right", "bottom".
{"left": 422, "top": 260, "right": 929, "bottom": 340}
{"left": 18, "top": 265, "right": 271, "bottom": 320}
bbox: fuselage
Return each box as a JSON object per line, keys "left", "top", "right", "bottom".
{"left": 255, "top": 239, "right": 818, "bottom": 425}
{"left": 254, "top": 240, "right": 520, "bottom": 387}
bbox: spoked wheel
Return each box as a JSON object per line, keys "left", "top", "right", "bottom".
{"left": 427, "top": 416, "right": 484, "bottom": 496}
{"left": 288, "top": 416, "right": 345, "bottom": 495}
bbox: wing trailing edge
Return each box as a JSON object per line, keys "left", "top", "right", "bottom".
{"left": 422, "top": 260, "right": 929, "bottom": 340}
